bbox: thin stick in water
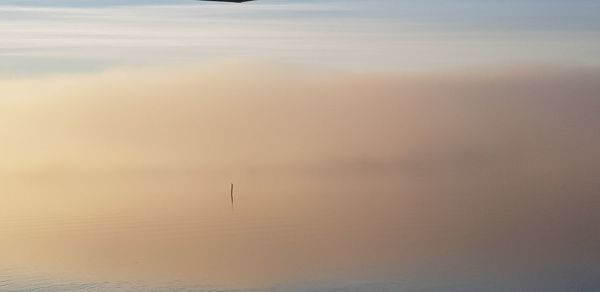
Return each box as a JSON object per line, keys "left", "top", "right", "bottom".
{"left": 230, "top": 183, "right": 234, "bottom": 210}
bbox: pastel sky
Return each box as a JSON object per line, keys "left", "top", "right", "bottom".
{"left": 1, "top": 0, "right": 599, "bottom": 76}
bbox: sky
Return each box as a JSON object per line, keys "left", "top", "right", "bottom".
{"left": 1, "top": 0, "right": 599, "bottom": 76}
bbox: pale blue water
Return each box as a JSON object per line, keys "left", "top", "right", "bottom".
{"left": 2, "top": 268, "right": 599, "bottom": 292}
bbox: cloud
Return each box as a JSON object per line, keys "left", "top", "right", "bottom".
{"left": 0, "top": 63, "right": 599, "bottom": 285}
{"left": 2, "top": 1, "right": 599, "bottom": 76}
{"left": 0, "top": 2, "right": 403, "bottom": 75}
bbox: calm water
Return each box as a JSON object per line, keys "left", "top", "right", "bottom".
{"left": 1, "top": 167, "right": 598, "bottom": 291}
